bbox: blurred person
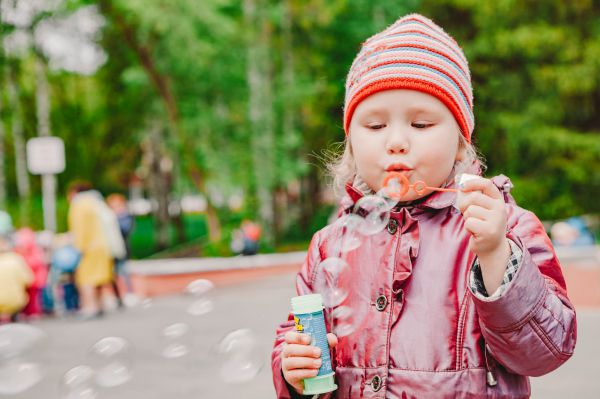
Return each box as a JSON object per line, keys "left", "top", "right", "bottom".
{"left": 13, "top": 228, "right": 48, "bottom": 319}
{"left": 0, "top": 210, "right": 13, "bottom": 236}
{"left": 0, "top": 235, "right": 33, "bottom": 323}
{"left": 68, "top": 182, "right": 121, "bottom": 319}
{"left": 230, "top": 228, "right": 245, "bottom": 255}
{"left": 106, "top": 193, "right": 135, "bottom": 305}
{"left": 551, "top": 216, "right": 595, "bottom": 247}
{"left": 240, "top": 219, "right": 261, "bottom": 256}
{"left": 48, "top": 233, "right": 82, "bottom": 315}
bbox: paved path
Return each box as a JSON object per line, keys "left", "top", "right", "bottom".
{"left": 7, "top": 271, "right": 600, "bottom": 398}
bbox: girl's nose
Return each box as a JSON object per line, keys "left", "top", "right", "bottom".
{"left": 386, "top": 127, "right": 409, "bottom": 154}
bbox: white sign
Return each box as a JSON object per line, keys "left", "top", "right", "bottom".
{"left": 26, "top": 137, "right": 65, "bottom": 175}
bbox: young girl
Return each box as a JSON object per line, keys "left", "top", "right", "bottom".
{"left": 271, "top": 13, "right": 576, "bottom": 399}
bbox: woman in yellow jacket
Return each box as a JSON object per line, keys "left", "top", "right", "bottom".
{"left": 68, "top": 183, "right": 116, "bottom": 319}
{"left": 0, "top": 236, "right": 33, "bottom": 323}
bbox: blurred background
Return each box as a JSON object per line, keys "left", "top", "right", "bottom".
{"left": 0, "top": 0, "right": 598, "bottom": 258}
{"left": 1, "top": 1, "right": 600, "bottom": 398}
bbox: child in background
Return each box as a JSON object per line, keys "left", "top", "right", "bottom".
{"left": 13, "top": 228, "right": 48, "bottom": 319}
{"left": 272, "top": 14, "right": 576, "bottom": 398}
{"left": 0, "top": 235, "right": 33, "bottom": 323}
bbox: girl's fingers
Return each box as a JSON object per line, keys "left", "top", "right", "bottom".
{"left": 284, "top": 331, "right": 311, "bottom": 345}
{"left": 282, "top": 343, "right": 321, "bottom": 359}
{"left": 284, "top": 368, "right": 319, "bottom": 382}
{"left": 462, "top": 205, "right": 490, "bottom": 222}
{"left": 327, "top": 333, "right": 338, "bottom": 348}
{"left": 457, "top": 192, "right": 495, "bottom": 213}
{"left": 464, "top": 217, "right": 486, "bottom": 237}
{"left": 461, "top": 178, "right": 502, "bottom": 200}
{"left": 283, "top": 356, "right": 322, "bottom": 371}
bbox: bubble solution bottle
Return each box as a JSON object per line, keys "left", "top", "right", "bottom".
{"left": 291, "top": 294, "right": 338, "bottom": 395}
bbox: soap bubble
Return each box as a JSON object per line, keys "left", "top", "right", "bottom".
{"left": 0, "top": 361, "right": 43, "bottom": 395}
{"left": 335, "top": 214, "right": 363, "bottom": 253}
{"left": 185, "top": 279, "right": 215, "bottom": 316}
{"left": 354, "top": 195, "right": 391, "bottom": 235}
{"left": 87, "top": 337, "right": 133, "bottom": 388}
{"left": 59, "top": 365, "right": 98, "bottom": 399}
{"left": 140, "top": 298, "right": 153, "bottom": 309}
{"left": 161, "top": 323, "right": 191, "bottom": 359}
{"left": 215, "top": 329, "right": 263, "bottom": 384}
{"left": 0, "top": 324, "right": 46, "bottom": 395}
{"left": 313, "top": 257, "right": 350, "bottom": 308}
{"left": 331, "top": 305, "right": 364, "bottom": 338}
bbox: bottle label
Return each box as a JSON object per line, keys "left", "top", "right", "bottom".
{"left": 294, "top": 311, "right": 333, "bottom": 376}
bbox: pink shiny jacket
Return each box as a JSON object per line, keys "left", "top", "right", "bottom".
{"left": 272, "top": 176, "right": 577, "bottom": 399}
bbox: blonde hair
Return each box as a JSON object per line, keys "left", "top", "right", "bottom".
{"left": 326, "top": 131, "right": 486, "bottom": 198}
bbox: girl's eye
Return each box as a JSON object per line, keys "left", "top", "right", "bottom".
{"left": 367, "top": 123, "right": 386, "bottom": 130}
{"left": 412, "top": 122, "right": 433, "bottom": 129}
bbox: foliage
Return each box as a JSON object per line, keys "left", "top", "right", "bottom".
{"left": 1, "top": 0, "right": 599, "bottom": 254}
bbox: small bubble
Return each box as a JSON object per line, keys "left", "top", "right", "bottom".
{"left": 60, "top": 365, "right": 98, "bottom": 399}
{"left": 161, "top": 323, "right": 191, "bottom": 359}
{"left": 0, "top": 324, "right": 46, "bottom": 395}
{"left": 87, "top": 337, "right": 133, "bottom": 388}
{"left": 185, "top": 279, "right": 215, "bottom": 316}
{"left": 185, "top": 279, "right": 214, "bottom": 296}
{"left": 140, "top": 298, "right": 153, "bottom": 309}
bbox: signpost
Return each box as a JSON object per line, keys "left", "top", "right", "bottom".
{"left": 26, "top": 137, "right": 65, "bottom": 232}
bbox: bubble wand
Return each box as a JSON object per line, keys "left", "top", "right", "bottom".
{"left": 382, "top": 172, "right": 459, "bottom": 200}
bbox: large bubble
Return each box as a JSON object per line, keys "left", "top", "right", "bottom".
{"left": 313, "top": 257, "right": 350, "bottom": 308}
{"left": 331, "top": 304, "right": 366, "bottom": 338}
{"left": 334, "top": 214, "right": 363, "bottom": 253}
{"left": 86, "top": 336, "right": 133, "bottom": 388}
{"left": 215, "top": 329, "right": 263, "bottom": 384}
{"left": 354, "top": 195, "right": 391, "bottom": 235}
{"left": 0, "top": 324, "right": 46, "bottom": 395}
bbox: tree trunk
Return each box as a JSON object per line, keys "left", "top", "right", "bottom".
{"left": 189, "top": 166, "right": 221, "bottom": 243}
{"left": 142, "top": 124, "right": 170, "bottom": 251}
{"left": 35, "top": 54, "right": 51, "bottom": 138}
{"left": 0, "top": 75, "right": 5, "bottom": 210}
{"left": 277, "top": 0, "right": 298, "bottom": 242}
{"left": 6, "top": 65, "right": 31, "bottom": 201}
{"left": 244, "top": 0, "right": 275, "bottom": 245}
{"left": 0, "top": 45, "right": 6, "bottom": 209}
{"left": 34, "top": 54, "right": 59, "bottom": 232}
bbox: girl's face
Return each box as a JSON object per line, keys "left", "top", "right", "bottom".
{"left": 349, "top": 89, "right": 463, "bottom": 201}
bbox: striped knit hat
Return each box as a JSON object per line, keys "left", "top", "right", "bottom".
{"left": 343, "top": 14, "right": 474, "bottom": 142}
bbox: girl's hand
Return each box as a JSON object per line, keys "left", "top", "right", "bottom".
{"left": 456, "top": 177, "right": 511, "bottom": 293}
{"left": 281, "top": 331, "right": 338, "bottom": 394}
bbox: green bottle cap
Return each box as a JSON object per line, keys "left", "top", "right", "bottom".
{"left": 291, "top": 294, "right": 323, "bottom": 314}
{"left": 303, "top": 372, "right": 337, "bottom": 395}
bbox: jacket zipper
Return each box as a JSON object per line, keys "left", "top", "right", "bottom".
{"left": 484, "top": 344, "right": 498, "bottom": 387}
{"left": 455, "top": 290, "right": 470, "bottom": 370}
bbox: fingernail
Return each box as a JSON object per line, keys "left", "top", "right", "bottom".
{"left": 313, "top": 348, "right": 321, "bottom": 357}
{"left": 313, "top": 359, "right": 322, "bottom": 368}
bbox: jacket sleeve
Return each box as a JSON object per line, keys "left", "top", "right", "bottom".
{"left": 272, "top": 231, "right": 336, "bottom": 399}
{"left": 470, "top": 204, "right": 577, "bottom": 377}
